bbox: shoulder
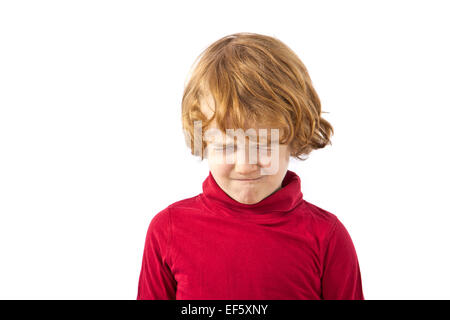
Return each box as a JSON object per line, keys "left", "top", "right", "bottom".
{"left": 146, "top": 206, "right": 171, "bottom": 236}
{"left": 167, "top": 194, "right": 200, "bottom": 211}
{"left": 148, "top": 194, "right": 201, "bottom": 228}
{"left": 300, "top": 200, "right": 339, "bottom": 233}
{"left": 299, "top": 201, "right": 357, "bottom": 260}
{"left": 301, "top": 201, "right": 357, "bottom": 252}
{"left": 296, "top": 200, "right": 355, "bottom": 248}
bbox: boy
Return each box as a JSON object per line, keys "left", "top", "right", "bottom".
{"left": 137, "top": 32, "right": 364, "bottom": 300}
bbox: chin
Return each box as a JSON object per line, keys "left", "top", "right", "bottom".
{"left": 233, "top": 191, "right": 261, "bottom": 204}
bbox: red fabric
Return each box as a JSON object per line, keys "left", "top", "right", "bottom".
{"left": 137, "top": 170, "right": 364, "bottom": 300}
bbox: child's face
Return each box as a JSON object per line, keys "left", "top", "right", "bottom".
{"left": 205, "top": 129, "right": 291, "bottom": 205}
{"left": 199, "top": 93, "right": 291, "bottom": 204}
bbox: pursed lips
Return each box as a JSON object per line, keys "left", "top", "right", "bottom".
{"left": 233, "top": 177, "right": 262, "bottom": 181}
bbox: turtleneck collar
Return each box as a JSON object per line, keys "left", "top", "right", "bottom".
{"left": 199, "top": 169, "right": 304, "bottom": 220}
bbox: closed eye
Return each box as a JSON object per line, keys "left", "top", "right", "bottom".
{"left": 213, "top": 145, "right": 235, "bottom": 150}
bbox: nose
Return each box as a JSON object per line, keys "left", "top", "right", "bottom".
{"left": 234, "top": 162, "right": 259, "bottom": 175}
{"left": 233, "top": 145, "right": 261, "bottom": 175}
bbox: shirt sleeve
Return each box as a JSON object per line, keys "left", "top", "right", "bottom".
{"left": 137, "top": 207, "right": 177, "bottom": 300}
{"left": 321, "top": 217, "right": 364, "bottom": 300}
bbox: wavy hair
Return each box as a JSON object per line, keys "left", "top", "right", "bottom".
{"left": 181, "top": 32, "right": 334, "bottom": 161}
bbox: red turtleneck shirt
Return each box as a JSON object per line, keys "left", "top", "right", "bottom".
{"left": 137, "top": 170, "right": 364, "bottom": 300}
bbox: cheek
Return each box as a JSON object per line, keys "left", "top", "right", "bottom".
{"left": 258, "top": 151, "right": 273, "bottom": 166}
{"left": 208, "top": 159, "right": 234, "bottom": 176}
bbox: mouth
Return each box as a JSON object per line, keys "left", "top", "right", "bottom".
{"left": 233, "top": 177, "right": 263, "bottom": 181}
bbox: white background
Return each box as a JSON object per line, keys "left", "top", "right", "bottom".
{"left": 1, "top": 0, "right": 449, "bottom": 299}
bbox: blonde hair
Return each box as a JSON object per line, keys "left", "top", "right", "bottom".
{"left": 181, "top": 32, "right": 334, "bottom": 161}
